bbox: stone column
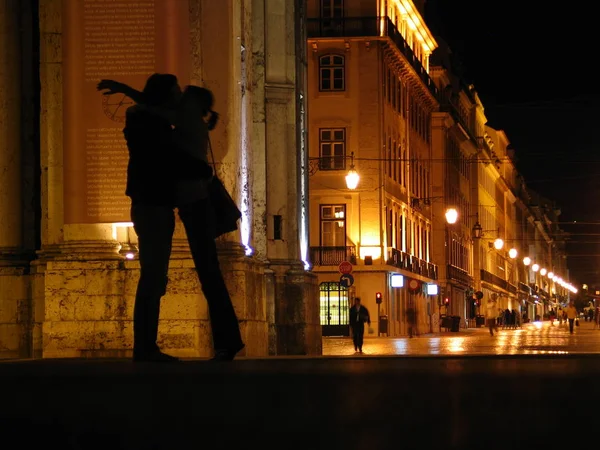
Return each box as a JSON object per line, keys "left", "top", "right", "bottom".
{"left": 0, "top": 0, "right": 23, "bottom": 261}
{"left": 263, "top": 0, "right": 320, "bottom": 355}
{"left": 0, "top": 0, "right": 33, "bottom": 359}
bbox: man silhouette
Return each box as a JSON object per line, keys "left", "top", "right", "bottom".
{"left": 349, "top": 297, "right": 370, "bottom": 353}
{"left": 123, "top": 73, "right": 184, "bottom": 362}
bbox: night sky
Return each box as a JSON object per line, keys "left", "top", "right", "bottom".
{"left": 424, "top": 1, "right": 600, "bottom": 287}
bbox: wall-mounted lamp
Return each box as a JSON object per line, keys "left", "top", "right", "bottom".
{"left": 445, "top": 208, "right": 458, "bottom": 224}
{"left": 523, "top": 256, "right": 531, "bottom": 266}
{"left": 309, "top": 151, "right": 359, "bottom": 190}
{"left": 532, "top": 263, "right": 540, "bottom": 272}
{"left": 344, "top": 152, "right": 359, "bottom": 190}
{"left": 472, "top": 221, "right": 503, "bottom": 250}
{"left": 508, "top": 248, "right": 518, "bottom": 259}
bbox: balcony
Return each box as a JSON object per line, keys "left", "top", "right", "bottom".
{"left": 481, "top": 269, "right": 517, "bottom": 294}
{"left": 387, "top": 248, "right": 438, "bottom": 280}
{"left": 447, "top": 265, "right": 473, "bottom": 287}
{"left": 310, "top": 246, "right": 357, "bottom": 266}
{"left": 307, "top": 17, "right": 438, "bottom": 97}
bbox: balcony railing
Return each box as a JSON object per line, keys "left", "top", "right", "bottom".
{"left": 307, "top": 16, "right": 438, "bottom": 97}
{"left": 387, "top": 248, "right": 438, "bottom": 280}
{"left": 447, "top": 265, "right": 473, "bottom": 287}
{"left": 310, "top": 246, "right": 357, "bottom": 266}
{"left": 519, "top": 282, "right": 532, "bottom": 295}
{"left": 480, "top": 269, "right": 517, "bottom": 294}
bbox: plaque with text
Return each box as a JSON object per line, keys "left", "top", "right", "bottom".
{"left": 63, "top": 0, "right": 190, "bottom": 223}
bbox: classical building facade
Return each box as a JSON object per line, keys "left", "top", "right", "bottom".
{"left": 429, "top": 42, "right": 573, "bottom": 326}
{"left": 307, "top": 0, "right": 443, "bottom": 337}
{"left": 0, "top": 0, "right": 321, "bottom": 359}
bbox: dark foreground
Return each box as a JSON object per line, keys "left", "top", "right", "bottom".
{"left": 1, "top": 355, "right": 594, "bottom": 449}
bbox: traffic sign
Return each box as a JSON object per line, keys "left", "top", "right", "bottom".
{"left": 338, "top": 261, "right": 353, "bottom": 274}
{"left": 407, "top": 279, "right": 421, "bottom": 292}
{"left": 340, "top": 273, "right": 354, "bottom": 288}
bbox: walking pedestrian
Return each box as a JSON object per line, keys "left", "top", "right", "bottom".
{"left": 349, "top": 297, "right": 370, "bottom": 353}
{"left": 486, "top": 297, "right": 499, "bottom": 336}
{"left": 565, "top": 300, "right": 578, "bottom": 334}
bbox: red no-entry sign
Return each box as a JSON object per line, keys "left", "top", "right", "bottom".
{"left": 338, "top": 261, "right": 353, "bottom": 274}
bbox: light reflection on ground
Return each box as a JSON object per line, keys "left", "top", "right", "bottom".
{"left": 323, "top": 320, "right": 598, "bottom": 356}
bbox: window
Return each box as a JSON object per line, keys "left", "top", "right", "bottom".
{"left": 319, "top": 55, "right": 345, "bottom": 91}
{"left": 321, "top": 0, "right": 343, "bottom": 19}
{"left": 320, "top": 204, "right": 346, "bottom": 247}
{"left": 321, "top": 0, "right": 343, "bottom": 35}
{"left": 319, "top": 128, "right": 346, "bottom": 170}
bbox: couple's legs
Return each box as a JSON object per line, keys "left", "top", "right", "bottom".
{"left": 131, "top": 204, "right": 175, "bottom": 356}
{"left": 178, "top": 199, "right": 243, "bottom": 352}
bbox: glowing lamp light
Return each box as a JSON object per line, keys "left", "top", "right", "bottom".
{"left": 125, "top": 253, "right": 135, "bottom": 260}
{"left": 552, "top": 276, "right": 558, "bottom": 282}
{"left": 345, "top": 168, "right": 359, "bottom": 190}
{"left": 427, "top": 284, "right": 439, "bottom": 295}
{"left": 523, "top": 257, "right": 531, "bottom": 266}
{"left": 445, "top": 208, "right": 458, "bottom": 224}
{"left": 540, "top": 268, "right": 547, "bottom": 276}
{"left": 493, "top": 238, "right": 504, "bottom": 250}
{"left": 548, "top": 272, "right": 554, "bottom": 279}
{"left": 532, "top": 263, "right": 540, "bottom": 272}
{"left": 391, "top": 274, "right": 404, "bottom": 288}
{"left": 508, "top": 248, "right": 518, "bottom": 259}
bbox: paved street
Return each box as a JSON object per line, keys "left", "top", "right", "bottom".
{"left": 324, "top": 319, "right": 600, "bottom": 356}
{"left": 1, "top": 320, "right": 598, "bottom": 450}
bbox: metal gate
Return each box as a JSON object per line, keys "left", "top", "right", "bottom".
{"left": 320, "top": 282, "right": 350, "bottom": 336}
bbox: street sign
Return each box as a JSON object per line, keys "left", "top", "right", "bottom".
{"left": 340, "top": 273, "right": 354, "bottom": 288}
{"left": 407, "top": 279, "right": 420, "bottom": 292}
{"left": 338, "top": 261, "right": 353, "bottom": 274}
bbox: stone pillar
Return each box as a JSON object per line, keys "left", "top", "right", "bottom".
{"left": 0, "top": 0, "right": 23, "bottom": 260}
{"left": 263, "top": 0, "right": 320, "bottom": 355}
{"left": 0, "top": 0, "right": 32, "bottom": 359}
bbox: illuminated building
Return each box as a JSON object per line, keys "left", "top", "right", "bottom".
{"left": 307, "top": 0, "right": 441, "bottom": 336}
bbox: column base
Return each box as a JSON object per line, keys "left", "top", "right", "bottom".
{"left": 270, "top": 261, "right": 321, "bottom": 356}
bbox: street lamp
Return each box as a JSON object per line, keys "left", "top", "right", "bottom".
{"left": 508, "top": 248, "right": 518, "bottom": 259}
{"left": 493, "top": 238, "right": 504, "bottom": 250}
{"left": 472, "top": 220, "right": 483, "bottom": 238}
{"left": 523, "top": 256, "right": 531, "bottom": 266}
{"left": 344, "top": 152, "right": 359, "bottom": 190}
{"left": 445, "top": 208, "right": 458, "bottom": 224}
{"left": 532, "top": 263, "right": 540, "bottom": 272}
{"left": 308, "top": 151, "right": 359, "bottom": 190}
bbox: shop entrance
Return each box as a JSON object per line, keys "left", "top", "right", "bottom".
{"left": 319, "top": 282, "right": 350, "bottom": 336}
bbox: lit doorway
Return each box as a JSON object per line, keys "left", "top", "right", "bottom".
{"left": 320, "top": 281, "right": 350, "bottom": 336}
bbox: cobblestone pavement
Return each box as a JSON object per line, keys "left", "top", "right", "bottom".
{"left": 323, "top": 319, "right": 600, "bottom": 356}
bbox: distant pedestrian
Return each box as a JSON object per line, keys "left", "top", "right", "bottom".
{"left": 486, "top": 298, "right": 499, "bottom": 336}
{"left": 565, "top": 301, "right": 577, "bottom": 334}
{"left": 349, "top": 297, "right": 370, "bottom": 353}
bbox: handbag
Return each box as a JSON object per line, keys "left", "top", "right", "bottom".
{"left": 208, "top": 137, "right": 242, "bottom": 238}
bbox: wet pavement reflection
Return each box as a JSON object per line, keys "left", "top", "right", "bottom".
{"left": 324, "top": 319, "right": 600, "bottom": 356}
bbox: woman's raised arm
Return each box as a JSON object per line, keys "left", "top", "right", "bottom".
{"left": 96, "top": 79, "right": 145, "bottom": 104}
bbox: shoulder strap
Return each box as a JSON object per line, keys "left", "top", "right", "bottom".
{"left": 208, "top": 135, "right": 216, "bottom": 169}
